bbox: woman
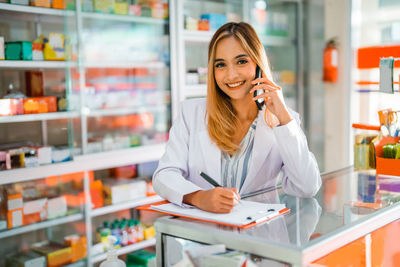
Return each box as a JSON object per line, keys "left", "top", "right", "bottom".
{"left": 153, "top": 22, "right": 321, "bottom": 213}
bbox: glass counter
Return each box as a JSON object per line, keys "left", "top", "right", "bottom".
{"left": 154, "top": 167, "right": 400, "bottom": 266}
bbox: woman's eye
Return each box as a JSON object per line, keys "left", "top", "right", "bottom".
{"left": 238, "top": 59, "right": 248, "bottom": 65}
{"left": 215, "top": 62, "right": 225, "bottom": 68}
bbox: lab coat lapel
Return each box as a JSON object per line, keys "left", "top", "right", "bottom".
{"left": 240, "top": 110, "right": 274, "bottom": 193}
{"left": 199, "top": 129, "right": 221, "bottom": 185}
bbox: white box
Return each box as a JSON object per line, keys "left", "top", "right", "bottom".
{"left": 47, "top": 196, "right": 67, "bottom": 219}
{"left": 0, "top": 37, "right": 4, "bottom": 60}
{"left": 37, "top": 146, "right": 52, "bottom": 165}
{"left": 110, "top": 180, "right": 147, "bottom": 204}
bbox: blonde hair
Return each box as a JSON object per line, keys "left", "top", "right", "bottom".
{"left": 206, "top": 22, "right": 273, "bottom": 154}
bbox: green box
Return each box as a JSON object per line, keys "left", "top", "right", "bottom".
{"left": 126, "top": 250, "right": 155, "bottom": 266}
{"left": 5, "top": 41, "right": 32, "bottom": 60}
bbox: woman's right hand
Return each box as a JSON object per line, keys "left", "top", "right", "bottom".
{"left": 183, "top": 187, "right": 240, "bottom": 213}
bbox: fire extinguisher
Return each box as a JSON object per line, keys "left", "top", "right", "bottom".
{"left": 323, "top": 38, "right": 338, "bottom": 83}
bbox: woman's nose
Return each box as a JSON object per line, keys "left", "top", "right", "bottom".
{"left": 226, "top": 66, "right": 239, "bottom": 81}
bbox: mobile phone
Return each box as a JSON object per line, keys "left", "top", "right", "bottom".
{"left": 254, "top": 66, "right": 264, "bottom": 110}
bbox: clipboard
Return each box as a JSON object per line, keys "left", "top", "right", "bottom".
{"left": 137, "top": 200, "right": 290, "bottom": 229}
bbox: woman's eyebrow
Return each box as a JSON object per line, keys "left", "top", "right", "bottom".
{"left": 214, "top": 54, "right": 249, "bottom": 63}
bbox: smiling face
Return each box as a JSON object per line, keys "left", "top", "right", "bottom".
{"left": 214, "top": 36, "right": 257, "bottom": 102}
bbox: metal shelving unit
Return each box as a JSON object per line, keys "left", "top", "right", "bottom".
{"left": 0, "top": 213, "right": 83, "bottom": 239}
{"left": 91, "top": 195, "right": 163, "bottom": 217}
{"left": 0, "top": 2, "right": 171, "bottom": 263}
{"left": 0, "top": 143, "right": 166, "bottom": 185}
{"left": 0, "top": 2, "right": 74, "bottom": 16}
{"left": 82, "top": 12, "right": 166, "bottom": 24}
{"left": 0, "top": 60, "right": 77, "bottom": 69}
{"left": 0, "top": 111, "right": 80, "bottom": 123}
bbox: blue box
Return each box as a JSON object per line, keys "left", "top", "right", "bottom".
{"left": 200, "top": 13, "right": 227, "bottom": 31}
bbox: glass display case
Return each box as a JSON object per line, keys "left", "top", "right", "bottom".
{"left": 155, "top": 167, "right": 400, "bottom": 266}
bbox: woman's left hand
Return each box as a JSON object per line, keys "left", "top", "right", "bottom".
{"left": 250, "top": 77, "right": 292, "bottom": 125}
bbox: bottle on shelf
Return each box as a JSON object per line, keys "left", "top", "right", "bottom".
{"left": 99, "top": 236, "right": 126, "bottom": 267}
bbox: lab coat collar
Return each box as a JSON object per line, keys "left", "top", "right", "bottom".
{"left": 240, "top": 108, "right": 274, "bottom": 193}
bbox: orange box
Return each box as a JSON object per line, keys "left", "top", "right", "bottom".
{"left": 52, "top": 0, "right": 65, "bottom": 9}
{"left": 7, "top": 208, "right": 23, "bottom": 228}
{"left": 90, "top": 180, "right": 103, "bottom": 209}
{"left": 39, "top": 96, "right": 57, "bottom": 113}
{"left": 376, "top": 157, "right": 400, "bottom": 176}
{"left": 374, "top": 136, "right": 400, "bottom": 176}
{"left": 64, "top": 235, "right": 87, "bottom": 262}
{"left": 7, "top": 193, "right": 23, "bottom": 210}
{"left": 30, "top": 0, "right": 51, "bottom": 8}
{"left": 23, "top": 98, "right": 39, "bottom": 114}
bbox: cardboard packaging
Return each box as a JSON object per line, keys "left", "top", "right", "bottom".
{"left": 5, "top": 41, "right": 32, "bottom": 60}
{"left": 0, "top": 36, "right": 4, "bottom": 60}
{"left": 30, "top": 0, "right": 51, "bottom": 8}
{"left": 25, "top": 71, "right": 44, "bottom": 97}
{"left": 0, "top": 98, "right": 24, "bottom": 116}
{"left": 6, "top": 250, "right": 46, "bottom": 267}
{"left": 47, "top": 196, "right": 67, "bottom": 219}
{"left": 32, "top": 241, "right": 72, "bottom": 267}
{"left": 64, "top": 235, "right": 87, "bottom": 262}
{"left": 7, "top": 192, "right": 24, "bottom": 228}
{"left": 23, "top": 198, "right": 48, "bottom": 224}
{"left": 103, "top": 179, "right": 147, "bottom": 205}
{"left": 0, "top": 151, "right": 11, "bottom": 170}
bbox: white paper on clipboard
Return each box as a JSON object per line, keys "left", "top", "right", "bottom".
{"left": 150, "top": 200, "right": 286, "bottom": 226}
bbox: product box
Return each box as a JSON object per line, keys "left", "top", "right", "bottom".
{"left": 47, "top": 196, "right": 67, "bottom": 219}
{"left": 35, "top": 146, "right": 52, "bottom": 165}
{"left": 51, "top": 147, "right": 72, "bottom": 163}
{"left": 5, "top": 41, "right": 32, "bottom": 60}
{"left": 30, "top": 0, "right": 51, "bottom": 8}
{"left": 52, "top": 0, "right": 65, "bottom": 9}
{"left": 10, "top": 0, "right": 29, "bottom": 5}
{"left": 25, "top": 71, "right": 44, "bottom": 97}
{"left": 6, "top": 250, "right": 46, "bottom": 267}
{"left": 94, "top": 0, "right": 114, "bottom": 14}
{"left": 8, "top": 208, "right": 23, "bottom": 228}
{"left": 9, "top": 148, "right": 25, "bottom": 168}
{"left": 32, "top": 241, "right": 72, "bottom": 267}
{"left": 0, "top": 98, "right": 24, "bottom": 116}
{"left": 82, "top": 0, "right": 94, "bottom": 12}
{"left": 103, "top": 179, "right": 147, "bottom": 205}
{"left": 23, "top": 198, "right": 48, "bottom": 224}
{"left": 8, "top": 192, "right": 23, "bottom": 210}
{"left": 200, "top": 13, "right": 227, "bottom": 31}
{"left": 23, "top": 98, "right": 39, "bottom": 114}
{"left": 129, "top": 4, "right": 141, "bottom": 16}
{"left": 374, "top": 136, "right": 400, "bottom": 176}
{"left": 126, "top": 250, "right": 156, "bottom": 266}
{"left": 64, "top": 235, "right": 87, "bottom": 262}
{"left": 0, "top": 151, "right": 11, "bottom": 170}
{"left": 90, "top": 180, "right": 103, "bottom": 209}
{"left": 32, "top": 41, "right": 44, "bottom": 61}
{"left": 0, "top": 36, "right": 4, "bottom": 60}
{"left": 114, "top": 0, "right": 128, "bottom": 15}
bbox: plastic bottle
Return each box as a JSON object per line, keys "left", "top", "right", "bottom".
{"left": 111, "top": 222, "right": 121, "bottom": 246}
{"left": 119, "top": 221, "right": 129, "bottom": 246}
{"left": 99, "top": 235, "right": 126, "bottom": 267}
{"left": 127, "top": 219, "right": 136, "bottom": 245}
{"left": 134, "top": 220, "right": 144, "bottom": 242}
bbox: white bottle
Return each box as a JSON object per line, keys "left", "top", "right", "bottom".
{"left": 99, "top": 236, "right": 126, "bottom": 267}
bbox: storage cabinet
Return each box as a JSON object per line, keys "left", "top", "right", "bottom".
{"left": 0, "top": 1, "right": 169, "bottom": 265}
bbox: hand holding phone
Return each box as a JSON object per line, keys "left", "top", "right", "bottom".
{"left": 254, "top": 66, "right": 264, "bottom": 110}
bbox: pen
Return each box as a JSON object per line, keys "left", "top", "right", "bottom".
{"left": 199, "top": 171, "right": 241, "bottom": 203}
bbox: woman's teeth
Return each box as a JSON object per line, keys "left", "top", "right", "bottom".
{"left": 227, "top": 81, "right": 244, "bottom": 88}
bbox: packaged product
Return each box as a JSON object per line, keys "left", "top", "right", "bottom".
{"left": 5, "top": 41, "right": 32, "bottom": 60}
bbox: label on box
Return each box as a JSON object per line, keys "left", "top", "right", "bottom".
{"left": 8, "top": 197, "right": 23, "bottom": 210}
{"left": 10, "top": 209, "right": 23, "bottom": 228}
{"left": 47, "top": 197, "right": 67, "bottom": 219}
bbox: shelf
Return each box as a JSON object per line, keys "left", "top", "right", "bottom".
{"left": 183, "top": 30, "right": 214, "bottom": 43}
{"left": 0, "top": 111, "right": 80, "bottom": 123}
{"left": 83, "top": 61, "right": 166, "bottom": 69}
{"left": 0, "top": 143, "right": 166, "bottom": 185}
{"left": 91, "top": 238, "right": 156, "bottom": 263}
{"left": 0, "top": 3, "right": 75, "bottom": 16}
{"left": 185, "top": 84, "right": 207, "bottom": 98}
{"left": 91, "top": 195, "right": 163, "bottom": 217}
{"left": 82, "top": 12, "right": 166, "bottom": 24}
{"left": 0, "top": 60, "right": 77, "bottom": 69}
{"left": 86, "top": 105, "right": 167, "bottom": 117}
{"left": 260, "top": 35, "right": 295, "bottom": 47}
{"left": 0, "top": 213, "right": 83, "bottom": 239}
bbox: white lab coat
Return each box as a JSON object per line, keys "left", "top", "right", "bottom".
{"left": 153, "top": 98, "right": 321, "bottom": 206}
